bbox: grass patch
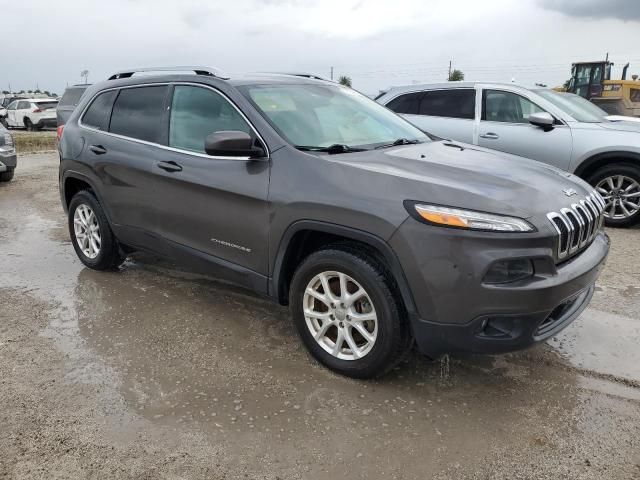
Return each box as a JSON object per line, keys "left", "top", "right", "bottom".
{"left": 12, "top": 131, "right": 57, "bottom": 154}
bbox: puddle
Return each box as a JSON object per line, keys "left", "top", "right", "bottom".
{"left": 548, "top": 308, "right": 640, "bottom": 384}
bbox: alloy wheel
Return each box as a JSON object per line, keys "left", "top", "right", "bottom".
{"left": 73, "top": 204, "right": 101, "bottom": 259}
{"left": 596, "top": 175, "right": 640, "bottom": 220}
{"left": 303, "top": 271, "right": 378, "bottom": 360}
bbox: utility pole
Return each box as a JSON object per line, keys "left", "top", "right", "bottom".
{"left": 330, "top": 66, "right": 334, "bottom": 81}
{"left": 448, "top": 60, "right": 452, "bottom": 81}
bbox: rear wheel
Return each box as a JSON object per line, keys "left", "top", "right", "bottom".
{"left": 24, "top": 118, "right": 34, "bottom": 131}
{"left": 68, "top": 190, "right": 126, "bottom": 270}
{"left": 588, "top": 163, "right": 640, "bottom": 227}
{"left": 289, "top": 247, "right": 411, "bottom": 378}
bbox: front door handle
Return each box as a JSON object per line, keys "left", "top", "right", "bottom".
{"left": 89, "top": 145, "right": 107, "bottom": 155}
{"left": 157, "top": 160, "right": 183, "bottom": 173}
{"left": 479, "top": 132, "right": 499, "bottom": 140}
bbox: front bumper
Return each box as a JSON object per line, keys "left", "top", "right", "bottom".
{"left": 390, "top": 218, "right": 610, "bottom": 356}
{"left": 0, "top": 147, "right": 17, "bottom": 171}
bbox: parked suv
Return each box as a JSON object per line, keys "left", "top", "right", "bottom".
{"left": 58, "top": 67, "right": 609, "bottom": 378}
{"left": 0, "top": 123, "right": 17, "bottom": 181}
{"left": 5, "top": 98, "right": 58, "bottom": 130}
{"left": 377, "top": 82, "right": 640, "bottom": 227}
{"left": 57, "top": 84, "right": 90, "bottom": 127}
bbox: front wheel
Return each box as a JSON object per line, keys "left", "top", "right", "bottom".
{"left": 68, "top": 190, "right": 126, "bottom": 270}
{"left": 588, "top": 163, "right": 640, "bottom": 228}
{"left": 0, "top": 169, "right": 14, "bottom": 182}
{"left": 289, "top": 247, "right": 411, "bottom": 379}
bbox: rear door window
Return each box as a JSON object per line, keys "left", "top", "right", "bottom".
{"left": 17, "top": 101, "right": 30, "bottom": 110}
{"left": 109, "top": 86, "right": 168, "bottom": 143}
{"left": 168, "top": 85, "right": 251, "bottom": 153}
{"left": 385, "top": 92, "right": 422, "bottom": 115}
{"left": 418, "top": 89, "right": 476, "bottom": 119}
{"left": 82, "top": 90, "right": 118, "bottom": 131}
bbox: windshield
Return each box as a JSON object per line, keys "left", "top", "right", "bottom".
{"left": 534, "top": 89, "right": 607, "bottom": 123}
{"left": 240, "top": 83, "right": 429, "bottom": 150}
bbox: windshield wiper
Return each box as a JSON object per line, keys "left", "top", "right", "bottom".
{"left": 295, "top": 144, "right": 367, "bottom": 154}
{"left": 374, "top": 138, "right": 422, "bottom": 149}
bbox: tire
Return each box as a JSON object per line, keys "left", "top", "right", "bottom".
{"left": 0, "top": 117, "right": 6, "bottom": 128}
{"left": 24, "top": 118, "right": 34, "bottom": 131}
{"left": 587, "top": 163, "right": 640, "bottom": 228}
{"left": 68, "top": 190, "right": 126, "bottom": 270}
{"left": 289, "top": 246, "right": 411, "bottom": 379}
{"left": 0, "top": 170, "right": 14, "bottom": 182}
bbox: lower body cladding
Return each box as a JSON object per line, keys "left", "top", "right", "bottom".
{"left": 389, "top": 218, "right": 610, "bottom": 357}
{"left": 0, "top": 151, "right": 17, "bottom": 172}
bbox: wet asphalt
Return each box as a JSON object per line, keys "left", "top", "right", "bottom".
{"left": 1, "top": 153, "right": 639, "bottom": 479}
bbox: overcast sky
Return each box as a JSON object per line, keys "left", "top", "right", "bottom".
{"left": 3, "top": 0, "right": 640, "bottom": 95}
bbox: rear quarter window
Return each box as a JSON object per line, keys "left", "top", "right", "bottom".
{"left": 81, "top": 90, "right": 118, "bottom": 131}
{"left": 109, "top": 86, "right": 168, "bottom": 143}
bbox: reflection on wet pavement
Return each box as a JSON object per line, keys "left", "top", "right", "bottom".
{"left": 2, "top": 154, "right": 640, "bottom": 479}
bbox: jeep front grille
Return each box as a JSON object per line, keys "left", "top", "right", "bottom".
{"left": 547, "top": 191, "right": 605, "bottom": 261}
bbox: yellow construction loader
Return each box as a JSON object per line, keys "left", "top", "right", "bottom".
{"left": 558, "top": 61, "right": 640, "bottom": 117}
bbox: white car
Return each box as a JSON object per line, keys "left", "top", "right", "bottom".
{"left": 5, "top": 98, "right": 58, "bottom": 130}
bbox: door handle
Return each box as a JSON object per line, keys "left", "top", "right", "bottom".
{"left": 157, "top": 160, "right": 183, "bottom": 173}
{"left": 479, "top": 132, "right": 499, "bottom": 140}
{"left": 89, "top": 145, "right": 107, "bottom": 155}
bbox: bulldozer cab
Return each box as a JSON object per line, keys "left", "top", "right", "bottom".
{"left": 567, "top": 61, "right": 612, "bottom": 99}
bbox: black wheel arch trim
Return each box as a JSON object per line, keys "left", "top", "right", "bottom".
{"left": 574, "top": 151, "right": 640, "bottom": 179}
{"left": 60, "top": 170, "right": 110, "bottom": 221}
{"left": 269, "top": 220, "right": 418, "bottom": 315}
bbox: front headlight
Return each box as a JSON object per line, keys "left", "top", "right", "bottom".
{"left": 407, "top": 203, "right": 535, "bottom": 232}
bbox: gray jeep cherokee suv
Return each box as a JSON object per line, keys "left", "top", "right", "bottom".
{"left": 58, "top": 67, "right": 609, "bottom": 378}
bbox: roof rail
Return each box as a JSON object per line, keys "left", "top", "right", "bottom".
{"left": 108, "top": 66, "right": 229, "bottom": 81}
{"left": 259, "top": 72, "right": 331, "bottom": 81}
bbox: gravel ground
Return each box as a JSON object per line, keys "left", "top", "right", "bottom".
{"left": 1, "top": 153, "right": 639, "bottom": 479}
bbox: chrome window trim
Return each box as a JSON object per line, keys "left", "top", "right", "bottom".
{"left": 77, "top": 81, "right": 270, "bottom": 161}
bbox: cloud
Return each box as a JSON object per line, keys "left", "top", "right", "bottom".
{"left": 537, "top": 0, "right": 640, "bottom": 21}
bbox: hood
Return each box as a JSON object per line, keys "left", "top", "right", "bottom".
{"left": 337, "top": 141, "right": 595, "bottom": 221}
{"left": 596, "top": 119, "right": 640, "bottom": 133}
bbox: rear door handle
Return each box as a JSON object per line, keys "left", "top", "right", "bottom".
{"left": 479, "top": 132, "right": 499, "bottom": 140}
{"left": 89, "top": 145, "right": 107, "bottom": 155}
{"left": 157, "top": 160, "right": 183, "bottom": 173}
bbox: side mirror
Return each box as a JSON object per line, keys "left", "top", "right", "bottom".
{"left": 204, "top": 131, "right": 266, "bottom": 158}
{"left": 529, "top": 112, "right": 555, "bottom": 131}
